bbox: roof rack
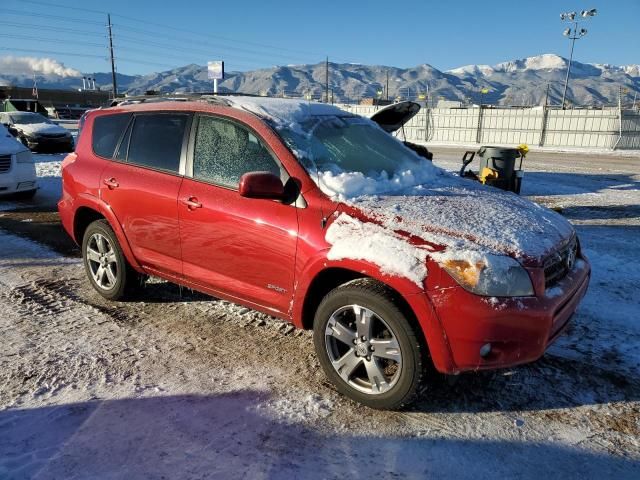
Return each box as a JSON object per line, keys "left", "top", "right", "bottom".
{"left": 109, "top": 92, "right": 262, "bottom": 107}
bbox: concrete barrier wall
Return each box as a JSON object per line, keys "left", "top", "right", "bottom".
{"left": 338, "top": 104, "right": 640, "bottom": 150}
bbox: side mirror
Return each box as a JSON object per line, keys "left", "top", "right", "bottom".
{"left": 239, "top": 172, "right": 284, "bottom": 200}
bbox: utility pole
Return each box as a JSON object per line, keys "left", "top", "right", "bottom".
{"left": 107, "top": 14, "right": 118, "bottom": 99}
{"left": 325, "top": 56, "right": 329, "bottom": 103}
{"left": 385, "top": 70, "right": 389, "bottom": 101}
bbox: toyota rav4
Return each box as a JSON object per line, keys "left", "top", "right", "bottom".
{"left": 58, "top": 96, "right": 590, "bottom": 409}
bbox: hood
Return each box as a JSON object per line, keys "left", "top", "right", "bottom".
{"left": 16, "top": 122, "right": 68, "bottom": 136}
{"left": 343, "top": 178, "right": 574, "bottom": 266}
{"left": 0, "top": 125, "right": 28, "bottom": 155}
{"left": 369, "top": 101, "right": 421, "bottom": 133}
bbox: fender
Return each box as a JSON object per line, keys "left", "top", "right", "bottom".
{"left": 292, "top": 250, "right": 456, "bottom": 373}
{"left": 72, "top": 193, "right": 143, "bottom": 272}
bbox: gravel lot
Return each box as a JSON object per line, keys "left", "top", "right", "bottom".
{"left": 0, "top": 147, "right": 639, "bottom": 479}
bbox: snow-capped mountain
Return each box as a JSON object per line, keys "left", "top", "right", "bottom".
{"left": 1, "top": 54, "right": 638, "bottom": 106}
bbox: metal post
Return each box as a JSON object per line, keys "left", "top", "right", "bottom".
{"left": 213, "top": 78, "right": 218, "bottom": 94}
{"left": 476, "top": 104, "right": 484, "bottom": 144}
{"left": 613, "top": 85, "right": 624, "bottom": 150}
{"left": 385, "top": 70, "right": 389, "bottom": 101}
{"left": 107, "top": 14, "right": 117, "bottom": 99}
{"left": 561, "top": 21, "right": 577, "bottom": 109}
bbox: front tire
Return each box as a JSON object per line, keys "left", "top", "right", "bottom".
{"left": 82, "top": 219, "right": 140, "bottom": 300}
{"left": 313, "top": 279, "right": 426, "bottom": 409}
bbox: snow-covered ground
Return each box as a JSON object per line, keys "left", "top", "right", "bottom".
{"left": 0, "top": 148, "right": 639, "bottom": 479}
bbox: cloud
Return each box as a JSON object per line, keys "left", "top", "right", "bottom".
{"left": 0, "top": 56, "right": 81, "bottom": 77}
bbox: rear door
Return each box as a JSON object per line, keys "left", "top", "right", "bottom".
{"left": 99, "top": 112, "right": 191, "bottom": 278}
{"left": 178, "top": 113, "right": 299, "bottom": 315}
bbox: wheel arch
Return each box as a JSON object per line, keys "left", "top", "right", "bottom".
{"left": 295, "top": 259, "right": 456, "bottom": 374}
{"left": 71, "top": 198, "right": 142, "bottom": 271}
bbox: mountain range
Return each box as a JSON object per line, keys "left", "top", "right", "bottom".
{"left": 1, "top": 54, "right": 638, "bottom": 106}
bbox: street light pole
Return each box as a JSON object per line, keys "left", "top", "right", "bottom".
{"left": 561, "top": 20, "right": 578, "bottom": 109}
{"left": 560, "top": 9, "right": 596, "bottom": 109}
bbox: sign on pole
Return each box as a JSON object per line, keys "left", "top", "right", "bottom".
{"left": 208, "top": 61, "right": 224, "bottom": 94}
{"left": 208, "top": 61, "right": 225, "bottom": 80}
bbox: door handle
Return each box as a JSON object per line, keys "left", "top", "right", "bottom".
{"left": 103, "top": 177, "right": 119, "bottom": 189}
{"left": 181, "top": 196, "right": 202, "bottom": 210}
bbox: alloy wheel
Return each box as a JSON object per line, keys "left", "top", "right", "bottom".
{"left": 324, "top": 304, "right": 403, "bottom": 395}
{"left": 86, "top": 232, "right": 119, "bottom": 290}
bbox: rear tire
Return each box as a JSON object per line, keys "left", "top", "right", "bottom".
{"left": 82, "top": 219, "right": 141, "bottom": 300}
{"left": 313, "top": 278, "right": 426, "bottom": 410}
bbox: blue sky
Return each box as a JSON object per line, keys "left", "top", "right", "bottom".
{"left": 1, "top": 0, "right": 637, "bottom": 75}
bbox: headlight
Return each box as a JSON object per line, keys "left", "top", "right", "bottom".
{"left": 16, "top": 150, "right": 33, "bottom": 163}
{"left": 440, "top": 254, "right": 534, "bottom": 297}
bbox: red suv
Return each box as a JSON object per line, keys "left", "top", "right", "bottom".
{"left": 59, "top": 97, "right": 590, "bottom": 409}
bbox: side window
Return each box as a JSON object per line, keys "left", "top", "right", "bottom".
{"left": 92, "top": 113, "right": 132, "bottom": 158}
{"left": 193, "top": 115, "right": 280, "bottom": 188}
{"left": 127, "top": 114, "right": 188, "bottom": 173}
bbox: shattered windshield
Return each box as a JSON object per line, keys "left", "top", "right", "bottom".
{"left": 272, "top": 115, "right": 420, "bottom": 176}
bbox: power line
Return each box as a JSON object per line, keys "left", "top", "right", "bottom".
{"left": 11, "top": 0, "right": 353, "bottom": 62}
{"left": 1, "top": 9, "right": 105, "bottom": 26}
{"left": 0, "top": 33, "right": 105, "bottom": 49}
{"left": 0, "top": 46, "right": 106, "bottom": 60}
{"left": 0, "top": 21, "right": 105, "bottom": 38}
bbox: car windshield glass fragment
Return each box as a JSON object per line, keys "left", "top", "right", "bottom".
{"left": 272, "top": 115, "right": 419, "bottom": 176}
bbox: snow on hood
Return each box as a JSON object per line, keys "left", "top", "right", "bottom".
{"left": 347, "top": 176, "right": 575, "bottom": 263}
{"left": 322, "top": 162, "right": 574, "bottom": 288}
{"left": 16, "top": 122, "right": 68, "bottom": 136}
{"left": 0, "top": 125, "right": 27, "bottom": 155}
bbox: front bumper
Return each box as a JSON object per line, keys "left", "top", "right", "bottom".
{"left": 26, "top": 135, "right": 74, "bottom": 152}
{"left": 427, "top": 257, "right": 591, "bottom": 373}
{"left": 0, "top": 161, "right": 38, "bottom": 196}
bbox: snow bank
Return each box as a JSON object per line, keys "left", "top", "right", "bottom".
{"left": 325, "top": 213, "right": 429, "bottom": 287}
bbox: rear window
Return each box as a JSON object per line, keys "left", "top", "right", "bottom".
{"left": 126, "top": 114, "right": 188, "bottom": 173}
{"left": 92, "top": 113, "right": 131, "bottom": 158}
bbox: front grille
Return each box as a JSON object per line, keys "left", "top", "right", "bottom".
{"left": 544, "top": 237, "right": 578, "bottom": 288}
{"left": 42, "top": 133, "right": 66, "bottom": 138}
{"left": 0, "top": 154, "right": 11, "bottom": 173}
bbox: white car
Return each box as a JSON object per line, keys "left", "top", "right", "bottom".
{"left": 0, "top": 111, "right": 74, "bottom": 153}
{"left": 0, "top": 124, "right": 37, "bottom": 199}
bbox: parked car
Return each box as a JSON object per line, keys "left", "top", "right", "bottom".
{"left": 0, "top": 111, "right": 74, "bottom": 153}
{"left": 58, "top": 97, "right": 590, "bottom": 409}
{"left": 0, "top": 123, "right": 37, "bottom": 199}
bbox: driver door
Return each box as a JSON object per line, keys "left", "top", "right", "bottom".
{"left": 178, "top": 114, "right": 299, "bottom": 316}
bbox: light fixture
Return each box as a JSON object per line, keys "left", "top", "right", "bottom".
{"left": 580, "top": 28, "right": 588, "bottom": 36}
{"left": 563, "top": 27, "right": 571, "bottom": 36}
